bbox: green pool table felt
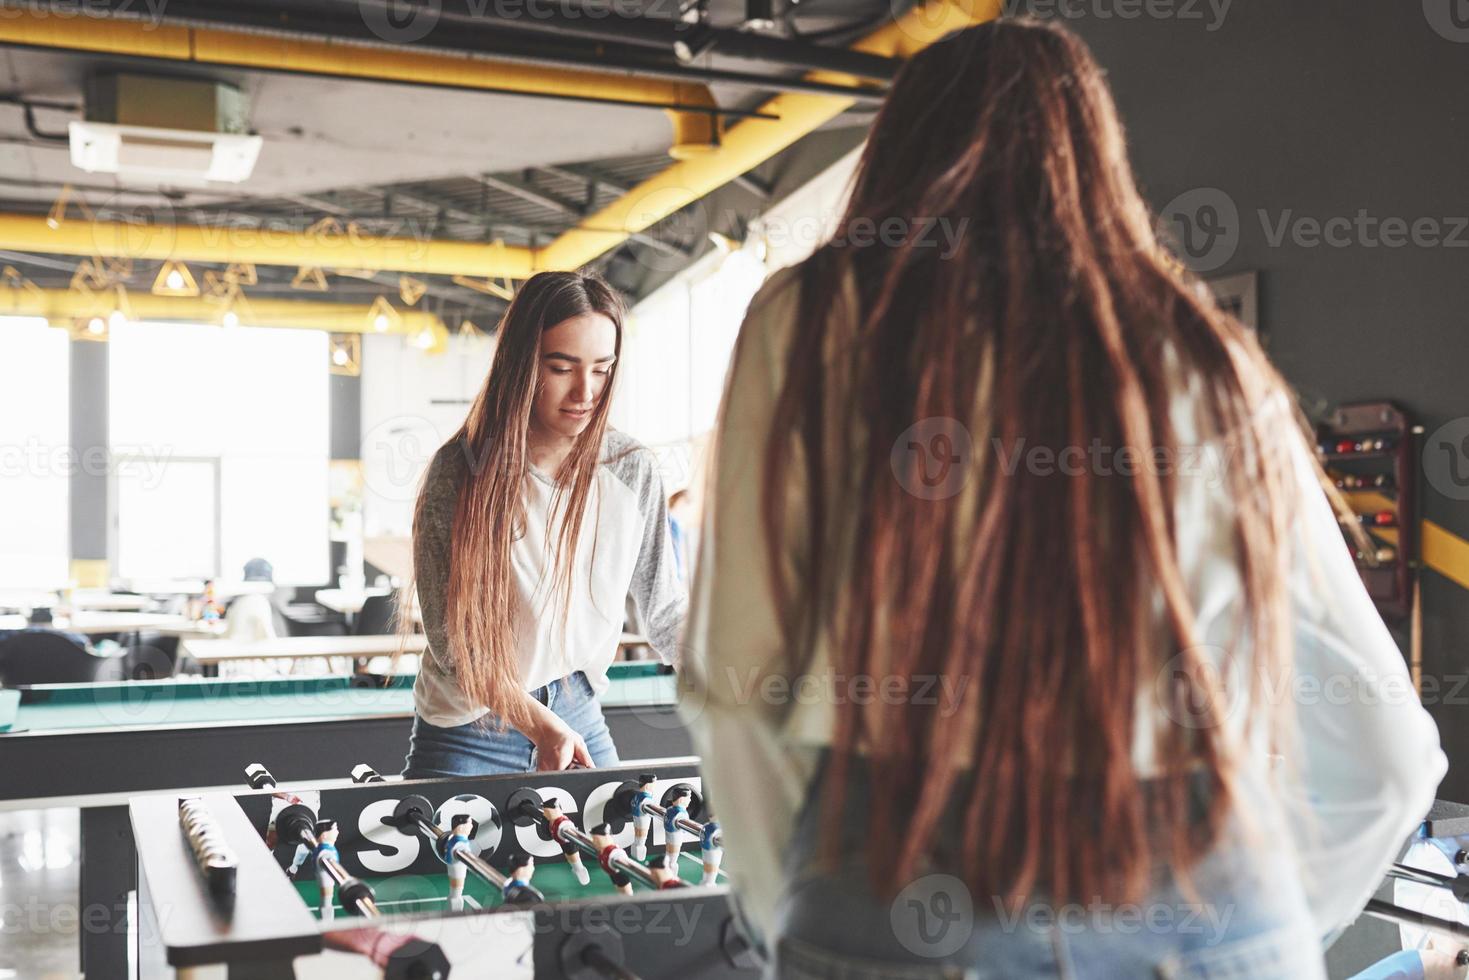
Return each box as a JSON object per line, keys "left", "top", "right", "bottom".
{"left": 0, "top": 663, "right": 676, "bottom": 733}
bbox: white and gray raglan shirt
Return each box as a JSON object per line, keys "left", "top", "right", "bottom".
{"left": 412, "top": 429, "right": 687, "bottom": 727}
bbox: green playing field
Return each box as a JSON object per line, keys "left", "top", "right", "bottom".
{"left": 294, "top": 847, "right": 722, "bottom": 918}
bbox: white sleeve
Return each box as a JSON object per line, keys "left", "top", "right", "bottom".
{"left": 1281, "top": 431, "right": 1446, "bottom": 938}
{"left": 682, "top": 271, "right": 816, "bottom": 951}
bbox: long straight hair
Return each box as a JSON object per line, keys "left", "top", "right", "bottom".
{"left": 759, "top": 18, "right": 1303, "bottom": 907}
{"left": 402, "top": 271, "right": 625, "bottom": 727}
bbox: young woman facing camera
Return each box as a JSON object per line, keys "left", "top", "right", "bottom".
{"left": 687, "top": 18, "right": 1444, "bottom": 980}
{"left": 402, "top": 271, "right": 685, "bottom": 776}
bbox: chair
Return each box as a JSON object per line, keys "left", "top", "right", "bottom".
{"left": 355, "top": 594, "right": 398, "bottom": 636}
{"left": 95, "top": 643, "right": 177, "bottom": 682}
{"left": 0, "top": 630, "right": 105, "bottom": 686}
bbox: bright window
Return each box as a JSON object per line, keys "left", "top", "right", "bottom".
{"left": 110, "top": 322, "right": 329, "bottom": 585}
{"left": 0, "top": 318, "right": 70, "bottom": 588}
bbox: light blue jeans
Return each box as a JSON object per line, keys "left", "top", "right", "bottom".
{"left": 401, "top": 671, "right": 621, "bottom": 777}
{"left": 768, "top": 758, "right": 1326, "bottom": 980}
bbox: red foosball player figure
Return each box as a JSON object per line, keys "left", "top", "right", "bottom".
{"left": 700, "top": 816, "right": 722, "bottom": 886}
{"left": 630, "top": 773, "right": 657, "bottom": 861}
{"left": 501, "top": 852, "right": 539, "bottom": 905}
{"left": 590, "top": 823, "right": 634, "bottom": 897}
{"left": 645, "top": 853, "right": 683, "bottom": 890}
{"left": 313, "top": 819, "right": 341, "bottom": 921}
{"left": 437, "top": 813, "right": 476, "bottom": 912}
{"left": 662, "top": 786, "right": 692, "bottom": 864}
{"left": 541, "top": 799, "right": 591, "bottom": 885}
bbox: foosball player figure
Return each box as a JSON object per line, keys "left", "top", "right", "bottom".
{"left": 501, "top": 852, "right": 539, "bottom": 906}
{"left": 541, "top": 799, "right": 591, "bottom": 885}
{"left": 663, "top": 785, "right": 692, "bottom": 864}
{"left": 591, "top": 823, "right": 634, "bottom": 897}
{"left": 700, "top": 816, "right": 723, "bottom": 886}
{"left": 437, "top": 813, "right": 476, "bottom": 912}
{"left": 313, "top": 819, "right": 341, "bottom": 921}
{"left": 646, "top": 853, "right": 683, "bottom": 890}
{"left": 630, "top": 773, "right": 657, "bottom": 861}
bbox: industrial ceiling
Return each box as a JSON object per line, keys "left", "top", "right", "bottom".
{"left": 0, "top": 0, "right": 994, "bottom": 337}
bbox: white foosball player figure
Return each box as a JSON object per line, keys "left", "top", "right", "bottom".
{"left": 437, "top": 813, "right": 475, "bottom": 912}
{"left": 591, "top": 823, "right": 634, "bottom": 897}
{"left": 700, "top": 816, "right": 723, "bottom": 886}
{"left": 542, "top": 799, "right": 591, "bottom": 886}
{"left": 630, "top": 773, "right": 657, "bottom": 861}
{"left": 313, "top": 819, "right": 341, "bottom": 921}
{"left": 663, "top": 786, "right": 693, "bottom": 865}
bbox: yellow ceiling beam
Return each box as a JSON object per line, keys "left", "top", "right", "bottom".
{"left": 534, "top": 0, "right": 1001, "bottom": 272}
{"left": 0, "top": 287, "right": 445, "bottom": 336}
{"left": 0, "top": 213, "right": 537, "bottom": 278}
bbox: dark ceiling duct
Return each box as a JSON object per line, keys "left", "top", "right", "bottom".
{"left": 343, "top": 0, "right": 902, "bottom": 82}
{"left": 7, "top": 0, "right": 890, "bottom": 104}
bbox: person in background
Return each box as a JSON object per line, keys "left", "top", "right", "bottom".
{"left": 667, "top": 489, "right": 694, "bottom": 584}
{"left": 224, "top": 557, "right": 281, "bottom": 642}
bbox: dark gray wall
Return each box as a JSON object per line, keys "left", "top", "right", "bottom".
{"left": 1034, "top": 0, "right": 1469, "bottom": 783}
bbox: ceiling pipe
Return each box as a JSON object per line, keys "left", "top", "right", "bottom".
{"left": 0, "top": 0, "right": 886, "bottom": 104}
{"left": 344, "top": 0, "right": 900, "bottom": 82}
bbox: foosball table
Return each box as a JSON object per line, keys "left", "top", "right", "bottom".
{"left": 129, "top": 758, "right": 760, "bottom": 979}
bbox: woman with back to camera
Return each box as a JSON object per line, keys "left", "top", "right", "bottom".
{"left": 686, "top": 18, "right": 1446, "bottom": 979}
{"left": 401, "top": 271, "right": 685, "bottom": 777}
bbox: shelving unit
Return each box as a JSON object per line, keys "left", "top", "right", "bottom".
{"left": 1315, "top": 401, "right": 1424, "bottom": 685}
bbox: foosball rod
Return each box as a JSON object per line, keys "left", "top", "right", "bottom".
{"left": 1364, "top": 898, "right": 1469, "bottom": 941}
{"left": 511, "top": 798, "right": 667, "bottom": 893}
{"left": 1387, "top": 862, "right": 1463, "bottom": 891}
{"left": 637, "top": 799, "right": 717, "bottom": 844}
{"left": 244, "top": 764, "right": 380, "bottom": 918}
{"left": 390, "top": 795, "right": 545, "bottom": 902}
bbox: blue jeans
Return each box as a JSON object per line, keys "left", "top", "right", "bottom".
{"left": 401, "top": 671, "right": 621, "bottom": 778}
{"left": 769, "top": 758, "right": 1325, "bottom": 980}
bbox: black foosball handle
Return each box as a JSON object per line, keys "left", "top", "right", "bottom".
{"left": 559, "top": 932, "right": 641, "bottom": 980}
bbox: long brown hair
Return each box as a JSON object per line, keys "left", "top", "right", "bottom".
{"left": 403, "top": 271, "right": 625, "bottom": 729}
{"left": 759, "top": 18, "right": 1302, "bottom": 908}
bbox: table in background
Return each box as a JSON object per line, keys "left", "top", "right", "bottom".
{"left": 179, "top": 633, "right": 427, "bottom": 674}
